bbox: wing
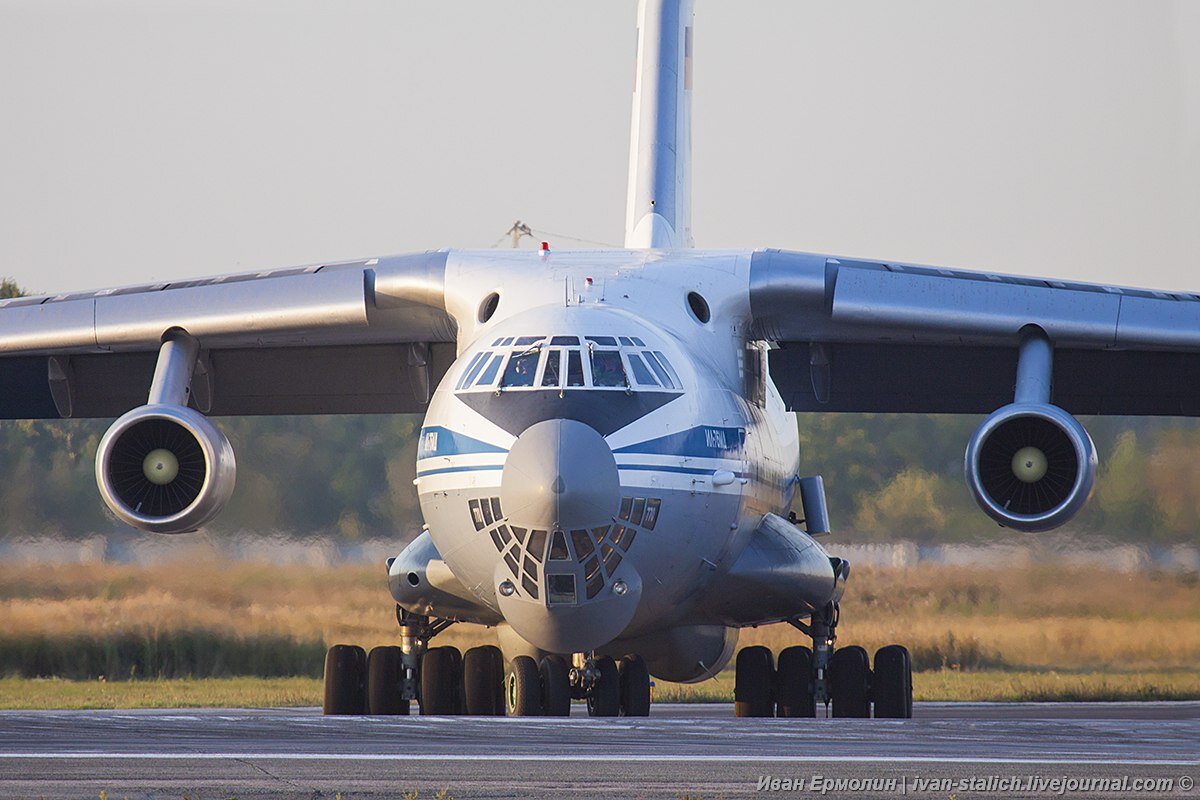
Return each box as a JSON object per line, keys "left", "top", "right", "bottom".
{"left": 0, "top": 251, "right": 457, "bottom": 419}
{"left": 749, "top": 249, "right": 1200, "bottom": 416}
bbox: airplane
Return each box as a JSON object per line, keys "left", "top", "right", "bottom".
{"left": 2, "top": 0, "right": 1196, "bottom": 720}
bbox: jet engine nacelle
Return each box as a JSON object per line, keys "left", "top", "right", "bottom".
{"left": 964, "top": 403, "right": 1096, "bottom": 532}
{"left": 95, "top": 404, "right": 236, "bottom": 534}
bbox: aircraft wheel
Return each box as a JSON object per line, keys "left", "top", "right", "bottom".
{"left": 734, "top": 645, "right": 775, "bottom": 717}
{"left": 540, "top": 655, "right": 572, "bottom": 717}
{"left": 873, "top": 644, "right": 913, "bottom": 719}
{"left": 322, "top": 644, "right": 366, "bottom": 715}
{"left": 420, "top": 646, "right": 462, "bottom": 715}
{"left": 463, "top": 645, "right": 505, "bottom": 716}
{"left": 775, "top": 645, "right": 816, "bottom": 718}
{"left": 366, "top": 645, "right": 408, "bottom": 715}
{"left": 830, "top": 645, "right": 871, "bottom": 718}
{"left": 618, "top": 654, "right": 651, "bottom": 717}
{"left": 586, "top": 656, "right": 620, "bottom": 717}
{"left": 506, "top": 655, "right": 543, "bottom": 716}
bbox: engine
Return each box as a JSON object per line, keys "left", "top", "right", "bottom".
{"left": 95, "top": 404, "right": 236, "bottom": 534}
{"left": 964, "top": 403, "right": 1096, "bottom": 532}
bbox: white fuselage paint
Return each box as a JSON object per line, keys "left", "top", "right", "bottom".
{"left": 411, "top": 248, "right": 799, "bottom": 653}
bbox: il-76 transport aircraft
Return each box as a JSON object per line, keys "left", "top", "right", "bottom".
{"left": 2, "top": 0, "right": 1197, "bottom": 720}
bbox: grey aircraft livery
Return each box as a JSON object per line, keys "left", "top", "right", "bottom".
{"left": 2, "top": 0, "right": 1196, "bottom": 719}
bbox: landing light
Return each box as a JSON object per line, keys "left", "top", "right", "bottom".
{"left": 499, "top": 579, "right": 516, "bottom": 597}
{"left": 612, "top": 580, "right": 628, "bottom": 596}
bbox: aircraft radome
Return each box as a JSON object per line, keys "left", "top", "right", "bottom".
{"left": 2, "top": 0, "right": 1196, "bottom": 719}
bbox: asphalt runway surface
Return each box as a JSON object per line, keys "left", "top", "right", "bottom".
{"left": 1, "top": 703, "right": 1197, "bottom": 800}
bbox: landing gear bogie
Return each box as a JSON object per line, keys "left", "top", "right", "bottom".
{"left": 732, "top": 599, "right": 913, "bottom": 720}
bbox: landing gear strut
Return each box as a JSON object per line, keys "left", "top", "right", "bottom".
{"left": 731, "top": 601, "right": 913, "bottom": 719}
{"left": 322, "top": 606, "right": 463, "bottom": 716}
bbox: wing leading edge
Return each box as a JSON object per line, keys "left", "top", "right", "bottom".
{"left": 0, "top": 251, "right": 456, "bottom": 419}
{"left": 749, "top": 249, "right": 1200, "bottom": 416}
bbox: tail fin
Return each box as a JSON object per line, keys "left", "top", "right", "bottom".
{"left": 624, "top": 0, "right": 695, "bottom": 249}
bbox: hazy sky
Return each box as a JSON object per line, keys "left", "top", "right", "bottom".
{"left": 1, "top": 1, "right": 1197, "bottom": 295}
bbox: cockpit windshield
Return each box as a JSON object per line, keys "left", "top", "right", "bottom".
{"left": 501, "top": 349, "right": 540, "bottom": 388}
{"left": 590, "top": 350, "right": 625, "bottom": 387}
{"left": 456, "top": 335, "right": 682, "bottom": 393}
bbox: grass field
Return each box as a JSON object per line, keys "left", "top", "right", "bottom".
{"left": 3, "top": 670, "right": 1197, "bottom": 709}
{"left": 0, "top": 558, "right": 1197, "bottom": 706}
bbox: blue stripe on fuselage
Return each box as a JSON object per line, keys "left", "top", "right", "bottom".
{"left": 612, "top": 426, "right": 745, "bottom": 459}
{"left": 417, "top": 427, "right": 509, "bottom": 460}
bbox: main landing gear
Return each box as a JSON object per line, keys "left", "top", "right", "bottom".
{"left": 733, "top": 603, "right": 913, "bottom": 719}
{"left": 323, "top": 607, "right": 653, "bottom": 717}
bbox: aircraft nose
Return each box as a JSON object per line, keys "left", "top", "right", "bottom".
{"left": 500, "top": 419, "right": 619, "bottom": 530}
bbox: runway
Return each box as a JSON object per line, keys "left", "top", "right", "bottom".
{"left": 1, "top": 703, "right": 1197, "bottom": 799}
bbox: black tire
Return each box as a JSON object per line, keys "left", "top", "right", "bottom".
{"left": 420, "top": 646, "right": 462, "bottom": 715}
{"left": 506, "top": 655, "right": 543, "bottom": 716}
{"left": 586, "top": 656, "right": 621, "bottom": 717}
{"left": 463, "top": 645, "right": 504, "bottom": 716}
{"left": 323, "top": 644, "right": 367, "bottom": 715}
{"left": 829, "top": 645, "right": 871, "bottom": 718}
{"left": 775, "top": 645, "right": 816, "bottom": 718}
{"left": 367, "top": 645, "right": 408, "bottom": 715}
{"left": 540, "top": 655, "right": 572, "bottom": 717}
{"left": 873, "top": 644, "right": 913, "bottom": 719}
{"left": 734, "top": 646, "right": 775, "bottom": 717}
{"left": 618, "top": 654, "right": 651, "bottom": 717}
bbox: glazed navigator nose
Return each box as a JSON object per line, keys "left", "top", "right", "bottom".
{"left": 500, "top": 419, "right": 619, "bottom": 530}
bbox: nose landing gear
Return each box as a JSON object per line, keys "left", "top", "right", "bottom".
{"left": 496, "top": 652, "right": 652, "bottom": 717}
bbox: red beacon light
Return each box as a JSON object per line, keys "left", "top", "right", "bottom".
{"left": 539, "top": 241, "right": 550, "bottom": 255}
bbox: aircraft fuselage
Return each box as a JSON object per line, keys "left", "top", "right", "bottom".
{"left": 408, "top": 248, "right": 800, "bottom": 659}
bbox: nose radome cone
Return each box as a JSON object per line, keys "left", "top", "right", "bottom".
{"left": 501, "top": 419, "right": 619, "bottom": 529}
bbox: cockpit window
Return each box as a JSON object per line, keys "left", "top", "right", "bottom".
{"left": 456, "top": 351, "right": 488, "bottom": 389}
{"left": 653, "top": 351, "right": 681, "bottom": 386}
{"left": 643, "top": 351, "right": 679, "bottom": 389}
{"left": 590, "top": 350, "right": 626, "bottom": 387}
{"left": 475, "top": 353, "right": 505, "bottom": 386}
{"left": 626, "top": 353, "right": 658, "bottom": 386}
{"left": 541, "top": 349, "right": 563, "bottom": 387}
{"left": 501, "top": 350, "right": 539, "bottom": 388}
{"left": 566, "top": 351, "right": 585, "bottom": 387}
{"left": 457, "top": 336, "right": 682, "bottom": 393}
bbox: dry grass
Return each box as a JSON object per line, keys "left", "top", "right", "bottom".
{"left": 3, "top": 670, "right": 1198, "bottom": 709}
{"left": 0, "top": 559, "right": 1197, "bottom": 686}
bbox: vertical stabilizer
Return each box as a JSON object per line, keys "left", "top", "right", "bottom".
{"left": 624, "top": 0, "right": 694, "bottom": 249}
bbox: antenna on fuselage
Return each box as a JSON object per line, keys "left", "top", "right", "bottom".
{"left": 504, "top": 220, "right": 534, "bottom": 248}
